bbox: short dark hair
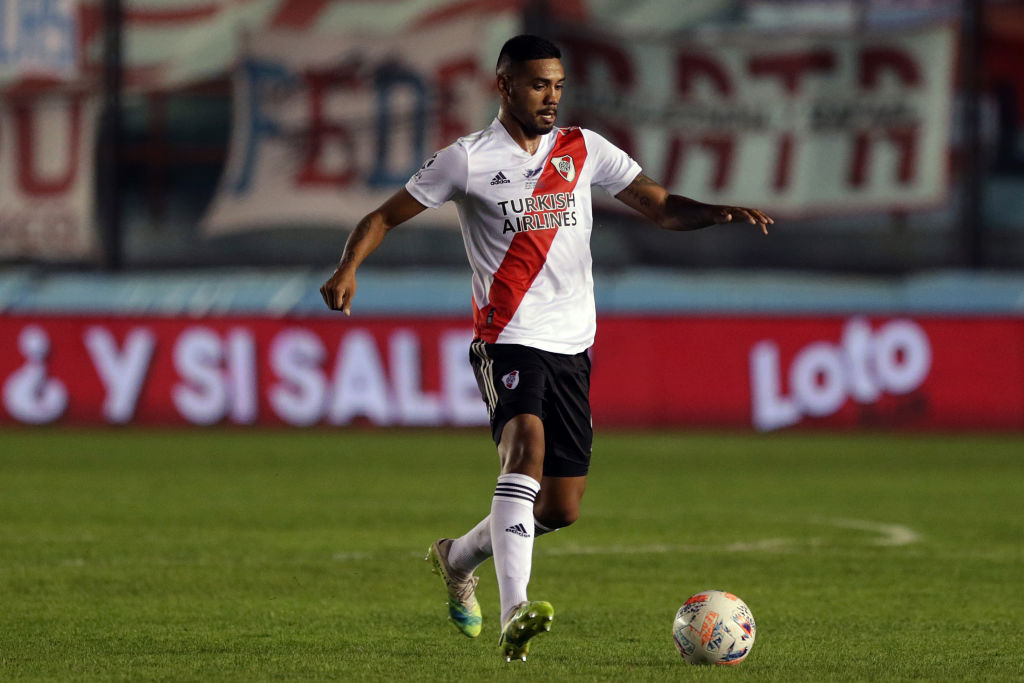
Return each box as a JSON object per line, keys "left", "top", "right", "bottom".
{"left": 496, "top": 34, "right": 562, "bottom": 74}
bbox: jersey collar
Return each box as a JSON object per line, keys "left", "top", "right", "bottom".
{"left": 490, "top": 117, "right": 553, "bottom": 159}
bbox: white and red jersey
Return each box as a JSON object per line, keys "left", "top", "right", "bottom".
{"left": 405, "top": 118, "right": 640, "bottom": 354}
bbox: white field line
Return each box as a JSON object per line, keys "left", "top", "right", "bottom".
{"left": 540, "top": 537, "right": 806, "bottom": 557}
{"left": 332, "top": 551, "right": 373, "bottom": 561}
{"left": 537, "top": 518, "right": 920, "bottom": 558}
{"left": 815, "top": 517, "right": 922, "bottom": 546}
{"left": 332, "top": 518, "right": 922, "bottom": 562}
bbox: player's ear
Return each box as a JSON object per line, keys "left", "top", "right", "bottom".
{"left": 496, "top": 73, "right": 511, "bottom": 98}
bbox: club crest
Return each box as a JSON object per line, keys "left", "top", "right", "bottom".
{"left": 550, "top": 155, "right": 576, "bottom": 182}
{"left": 501, "top": 370, "right": 520, "bottom": 390}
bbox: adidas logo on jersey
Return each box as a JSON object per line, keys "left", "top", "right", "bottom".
{"left": 505, "top": 522, "right": 531, "bottom": 538}
{"left": 490, "top": 171, "right": 510, "bottom": 185}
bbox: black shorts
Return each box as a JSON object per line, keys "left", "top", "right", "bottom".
{"left": 469, "top": 340, "right": 593, "bottom": 477}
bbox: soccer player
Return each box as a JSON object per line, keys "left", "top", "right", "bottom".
{"left": 320, "top": 34, "right": 772, "bottom": 662}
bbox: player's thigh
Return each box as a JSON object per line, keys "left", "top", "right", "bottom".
{"left": 498, "top": 413, "right": 545, "bottom": 477}
{"left": 469, "top": 340, "right": 547, "bottom": 446}
{"left": 541, "top": 350, "right": 593, "bottom": 478}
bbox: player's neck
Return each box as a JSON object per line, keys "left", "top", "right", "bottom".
{"left": 497, "top": 110, "right": 543, "bottom": 155}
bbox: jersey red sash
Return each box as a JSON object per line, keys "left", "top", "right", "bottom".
{"left": 474, "top": 127, "right": 589, "bottom": 342}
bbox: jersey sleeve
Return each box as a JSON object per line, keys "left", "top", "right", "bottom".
{"left": 404, "top": 143, "right": 467, "bottom": 208}
{"left": 583, "top": 129, "right": 642, "bottom": 196}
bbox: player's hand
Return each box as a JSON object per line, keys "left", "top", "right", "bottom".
{"left": 320, "top": 266, "right": 357, "bottom": 316}
{"left": 709, "top": 205, "right": 773, "bottom": 235}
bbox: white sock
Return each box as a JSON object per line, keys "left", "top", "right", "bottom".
{"left": 449, "top": 514, "right": 559, "bottom": 577}
{"left": 490, "top": 473, "right": 541, "bottom": 623}
{"left": 448, "top": 516, "right": 492, "bottom": 576}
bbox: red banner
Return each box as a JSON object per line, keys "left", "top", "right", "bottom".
{"left": 1, "top": 314, "right": 1021, "bottom": 430}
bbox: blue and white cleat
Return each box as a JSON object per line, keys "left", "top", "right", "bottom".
{"left": 426, "top": 538, "right": 482, "bottom": 638}
{"left": 498, "top": 600, "right": 554, "bottom": 662}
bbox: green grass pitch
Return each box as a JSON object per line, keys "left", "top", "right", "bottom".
{"left": 1, "top": 428, "right": 1022, "bottom": 681}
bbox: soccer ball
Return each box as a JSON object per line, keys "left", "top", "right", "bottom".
{"left": 672, "top": 590, "right": 756, "bottom": 665}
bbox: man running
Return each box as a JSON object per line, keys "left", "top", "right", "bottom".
{"left": 320, "top": 34, "right": 772, "bottom": 662}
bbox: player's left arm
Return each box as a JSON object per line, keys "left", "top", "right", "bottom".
{"left": 614, "top": 173, "right": 773, "bottom": 234}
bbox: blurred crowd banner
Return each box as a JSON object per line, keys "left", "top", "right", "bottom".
{"left": 2, "top": 314, "right": 1021, "bottom": 431}
{"left": 2, "top": 0, "right": 518, "bottom": 256}
{"left": 201, "top": 16, "right": 504, "bottom": 234}
{"left": 0, "top": 0, "right": 100, "bottom": 261}
{"left": 0, "top": 0, "right": 77, "bottom": 80}
{"left": 0, "top": 1, "right": 971, "bottom": 259}
{"left": 201, "top": 16, "right": 956, "bottom": 235}
{"left": 0, "top": 92, "right": 100, "bottom": 260}
{"left": 555, "top": 23, "right": 956, "bottom": 215}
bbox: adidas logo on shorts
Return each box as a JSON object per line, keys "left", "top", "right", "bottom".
{"left": 505, "top": 522, "right": 531, "bottom": 538}
{"left": 490, "top": 171, "right": 510, "bottom": 185}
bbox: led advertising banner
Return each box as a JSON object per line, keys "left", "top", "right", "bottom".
{"left": 2, "top": 315, "right": 1021, "bottom": 431}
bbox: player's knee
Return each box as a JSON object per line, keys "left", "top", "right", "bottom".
{"left": 536, "top": 506, "right": 579, "bottom": 530}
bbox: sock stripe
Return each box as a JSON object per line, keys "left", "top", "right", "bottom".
{"left": 493, "top": 491, "right": 538, "bottom": 504}
{"left": 494, "top": 484, "right": 538, "bottom": 503}
{"left": 494, "top": 493, "right": 536, "bottom": 503}
{"left": 495, "top": 482, "right": 539, "bottom": 495}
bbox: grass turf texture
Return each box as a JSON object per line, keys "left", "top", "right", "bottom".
{"left": 1, "top": 429, "right": 1022, "bottom": 681}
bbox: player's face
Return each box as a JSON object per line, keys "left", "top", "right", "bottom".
{"left": 500, "top": 58, "right": 565, "bottom": 136}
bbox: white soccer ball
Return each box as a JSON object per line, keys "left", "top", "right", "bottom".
{"left": 672, "top": 590, "right": 756, "bottom": 665}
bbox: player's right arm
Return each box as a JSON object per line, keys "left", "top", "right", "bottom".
{"left": 319, "top": 188, "right": 427, "bottom": 315}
